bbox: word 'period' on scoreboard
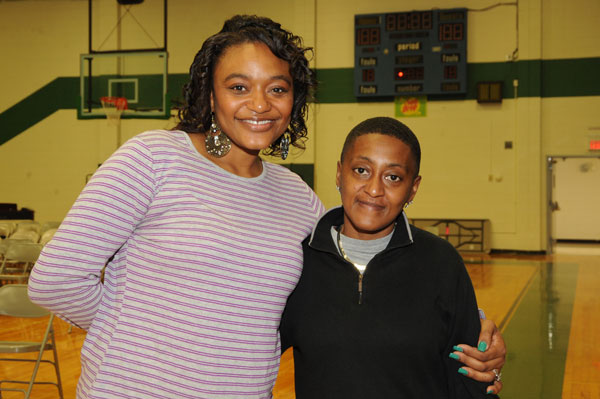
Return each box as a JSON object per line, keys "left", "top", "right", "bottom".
{"left": 354, "top": 8, "right": 467, "bottom": 98}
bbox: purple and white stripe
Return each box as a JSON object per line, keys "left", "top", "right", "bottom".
{"left": 29, "top": 130, "right": 324, "bottom": 399}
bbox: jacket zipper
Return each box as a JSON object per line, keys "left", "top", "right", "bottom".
{"left": 358, "top": 272, "right": 364, "bottom": 305}
{"left": 335, "top": 227, "right": 367, "bottom": 305}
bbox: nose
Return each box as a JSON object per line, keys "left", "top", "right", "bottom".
{"left": 364, "top": 177, "right": 384, "bottom": 197}
{"left": 247, "top": 90, "right": 271, "bottom": 113}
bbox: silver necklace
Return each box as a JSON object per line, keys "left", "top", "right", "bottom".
{"left": 337, "top": 225, "right": 365, "bottom": 304}
{"left": 336, "top": 226, "right": 361, "bottom": 269}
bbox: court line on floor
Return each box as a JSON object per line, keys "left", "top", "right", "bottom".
{"left": 497, "top": 263, "right": 539, "bottom": 332}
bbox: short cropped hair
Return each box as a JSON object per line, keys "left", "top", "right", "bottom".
{"left": 175, "top": 15, "right": 316, "bottom": 157}
{"left": 340, "top": 117, "right": 421, "bottom": 176}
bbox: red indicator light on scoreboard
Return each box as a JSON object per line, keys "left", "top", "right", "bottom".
{"left": 590, "top": 140, "right": 600, "bottom": 151}
{"left": 394, "top": 67, "right": 425, "bottom": 80}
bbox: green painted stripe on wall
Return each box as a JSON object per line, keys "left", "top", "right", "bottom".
{"left": 316, "top": 59, "right": 544, "bottom": 103}
{"left": 285, "top": 163, "right": 314, "bottom": 188}
{"left": 167, "top": 73, "right": 189, "bottom": 106}
{"left": 0, "top": 77, "right": 79, "bottom": 145}
{"left": 542, "top": 58, "right": 600, "bottom": 97}
{"left": 1, "top": 58, "right": 599, "bottom": 145}
{"left": 315, "top": 68, "right": 356, "bottom": 103}
{"left": 315, "top": 58, "right": 600, "bottom": 103}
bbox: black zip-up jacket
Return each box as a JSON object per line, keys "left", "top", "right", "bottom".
{"left": 280, "top": 207, "right": 497, "bottom": 398}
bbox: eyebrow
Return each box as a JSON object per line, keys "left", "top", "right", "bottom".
{"left": 355, "top": 155, "right": 408, "bottom": 170}
{"left": 224, "top": 73, "right": 292, "bottom": 86}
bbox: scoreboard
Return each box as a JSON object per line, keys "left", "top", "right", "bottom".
{"left": 354, "top": 8, "right": 467, "bottom": 98}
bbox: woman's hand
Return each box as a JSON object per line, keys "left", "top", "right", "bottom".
{"left": 451, "top": 318, "right": 506, "bottom": 395}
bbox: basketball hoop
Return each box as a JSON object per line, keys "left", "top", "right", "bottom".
{"left": 100, "top": 96, "right": 128, "bottom": 126}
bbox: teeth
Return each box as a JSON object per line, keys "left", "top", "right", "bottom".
{"left": 244, "top": 120, "right": 272, "bottom": 125}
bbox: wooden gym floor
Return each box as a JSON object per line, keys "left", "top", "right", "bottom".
{"left": 1, "top": 246, "right": 599, "bottom": 398}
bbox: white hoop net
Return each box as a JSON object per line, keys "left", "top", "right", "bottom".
{"left": 100, "top": 96, "right": 128, "bottom": 126}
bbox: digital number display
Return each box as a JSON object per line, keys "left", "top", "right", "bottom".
{"left": 395, "top": 67, "right": 424, "bottom": 80}
{"left": 355, "top": 8, "right": 467, "bottom": 97}
{"left": 396, "top": 55, "right": 424, "bottom": 65}
{"left": 356, "top": 27, "right": 381, "bottom": 46}
{"left": 362, "top": 69, "right": 375, "bottom": 82}
{"left": 438, "top": 23, "right": 464, "bottom": 41}
{"left": 385, "top": 12, "right": 433, "bottom": 31}
{"left": 441, "top": 82, "right": 461, "bottom": 92}
{"left": 444, "top": 65, "right": 457, "bottom": 79}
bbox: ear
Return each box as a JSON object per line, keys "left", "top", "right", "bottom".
{"left": 407, "top": 175, "right": 422, "bottom": 203}
{"left": 335, "top": 161, "right": 342, "bottom": 190}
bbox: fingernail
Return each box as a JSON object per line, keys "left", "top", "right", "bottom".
{"left": 458, "top": 368, "right": 468, "bottom": 376}
{"left": 478, "top": 341, "right": 488, "bottom": 352}
{"left": 486, "top": 389, "right": 495, "bottom": 395}
{"left": 449, "top": 353, "right": 460, "bottom": 360}
{"left": 453, "top": 345, "right": 464, "bottom": 352}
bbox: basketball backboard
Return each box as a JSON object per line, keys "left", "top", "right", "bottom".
{"left": 78, "top": 51, "right": 169, "bottom": 119}
{"left": 89, "top": 0, "right": 166, "bottom": 53}
{"left": 80, "top": 0, "right": 168, "bottom": 119}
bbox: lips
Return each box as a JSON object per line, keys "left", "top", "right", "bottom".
{"left": 356, "top": 199, "right": 385, "bottom": 210}
{"left": 242, "top": 119, "right": 274, "bottom": 125}
{"left": 238, "top": 118, "right": 277, "bottom": 131}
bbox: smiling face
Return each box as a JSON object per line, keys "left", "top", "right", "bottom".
{"left": 210, "top": 41, "right": 294, "bottom": 156}
{"left": 336, "top": 133, "right": 421, "bottom": 240}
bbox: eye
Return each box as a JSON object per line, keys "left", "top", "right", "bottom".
{"left": 270, "top": 85, "right": 292, "bottom": 96}
{"left": 230, "top": 84, "right": 247, "bottom": 92}
{"left": 272, "top": 86, "right": 289, "bottom": 94}
{"left": 353, "top": 167, "right": 368, "bottom": 176}
{"left": 385, "top": 174, "right": 402, "bottom": 182}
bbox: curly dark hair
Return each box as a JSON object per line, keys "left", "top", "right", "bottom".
{"left": 175, "top": 15, "right": 316, "bottom": 157}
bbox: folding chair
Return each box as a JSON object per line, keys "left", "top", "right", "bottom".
{"left": 0, "top": 242, "right": 42, "bottom": 284}
{"left": 39, "top": 229, "right": 58, "bottom": 247}
{"left": 40, "top": 222, "right": 61, "bottom": 235}
{"left": 14, "top": 222, "right": 41, "bottom": 235}
{"left": 0, "top": 238, "right": 23, "bottom": 256}
{"left": 0, "top": 284, "right": 64, "bottom": 399}
{"left": 0, "top": 239, "right": 11, "bottom": 258}
{"left": 0, "top": 223, "right": 15, "bottom": 239}
{"left": 8, "top": 230, "right": 40, "bottom": 243}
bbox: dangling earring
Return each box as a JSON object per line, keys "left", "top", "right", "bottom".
{"left": 205, "top": 112, "right": 231, "bottom": 158}
{"left": 336, "top": 186, "right": 341, "bottom": 192}
{"left": 280, "top": 131, "right": 291, "bottom": 160}
{"left": 404, "top": 200, "right": 413, "bottom": 209}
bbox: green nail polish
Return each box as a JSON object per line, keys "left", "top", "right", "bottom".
{"left": 478, "top": 341, "right": 488, "bottom": 352}
{"left": 453, "top": 345, "right": 463, "bottom": 352}
{"left": 449, "top": 353, "right": 460, "bottom": 360}
{"left": 486, "top": 390, "right": 494, "bottom": 395}
{"left": 458, "top": 368, "right": 468, "bottom": 376}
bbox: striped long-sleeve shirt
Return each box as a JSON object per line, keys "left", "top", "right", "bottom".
{"left": 28, "top": 129, "right": 324, "bottom": 399}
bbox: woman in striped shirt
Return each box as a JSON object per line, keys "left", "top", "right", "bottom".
{"left": 29, "top": 14, "right": 504, "bottom": 399}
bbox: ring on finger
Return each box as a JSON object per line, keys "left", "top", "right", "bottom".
{"left": 492, "top": 368, "right": 502, "bottom": 382}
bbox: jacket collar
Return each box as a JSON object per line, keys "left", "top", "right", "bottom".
{"left": 308, "top": 206, "right": 414, "bottom": 254}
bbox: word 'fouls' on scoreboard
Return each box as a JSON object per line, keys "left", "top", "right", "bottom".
{"left": 354, "top": 8, "right": 467, "bottom": 98}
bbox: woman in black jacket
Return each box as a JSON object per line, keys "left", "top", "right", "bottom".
{"left": 281, "top": 117, "right": 504, "bottom": 398}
